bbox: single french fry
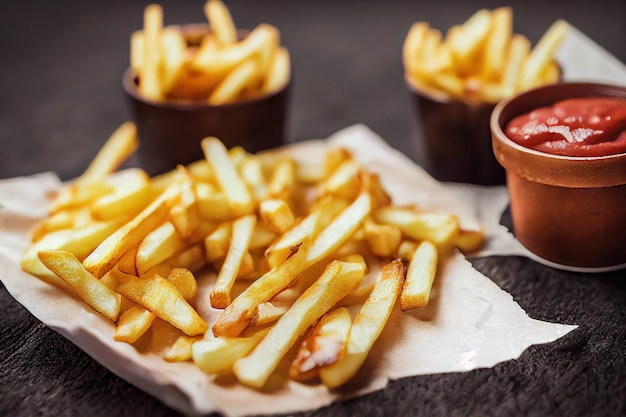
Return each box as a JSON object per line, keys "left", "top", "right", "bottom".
{"left": 259, "top": 199, "right": 295, "bottom": 234}
{"left": 201, "top": 137, "right": 254, "bottom": 216}
{"left": 267, "top": 158, "right": 296, "bottom": 200}
{"left": 79, "top": 122, "right": 139, "bottom": 184}
{"left": 453, "top": 228, "right": 485, "bottom": 254}
{"left": 164, "top": 335, "right": 198, "bottom": 362}
{"left": 400, "top": 240, "right": 438, "bottom": 310}
{"left": 481, "top": 7, "right": 513, "bottom": 81}
{"left": 211, "top": 214, "right": 257, "bottom": 308}
{"left": 204, "top": 0, "right": 238, "bottom": 46}
{"left": 140, "top": 4, "right": 163, "bottom": 100}
{"left": 130, "top": 30, "right": 145, "bottom": 74}
{"left": 306, "top": 187, "right": 372, "bottom": 265}
{"left": 320, "top": 259, "right": 403, "bottom": 388}
{"left": 161, "top": 27, "right": 187, "bottom": 93}
{"left": 204, "top": 221, "right": 232, "bottom": 262}
{"left": 519, "top": 19, "right": 568, "bottom": 90}
{"left": 37, "top": 250, "right": 122, "bottom": 322}
{"left": 402, "top": 22, "right": 429, "bottom": 74}
{"left": 208, "top": 58, "right": 259, "bottom": 105}
{"left": 448, "top": 9, "right": 492, "bottom": 65}
{"left": 233, "top": 260, "right": 365, "bottom": 388}
{"left": 260, "top": 46, "right": 290, "bottom": 94}
{"left": 90, "top": 169, "right": 152, "bottom": 221}
{"left": 195, "top": 182, "right": 233, "bottom": 222}
{"left": 363, "top": 218, "right": 402, "bottom": 257}
{"left": 192, "top": 330, "right": 268, "bottom": 375}
{"left": 167, "top": 268, "right": 198, "bottom": 301}
{"left": 114, "top": 306, "right": 156, "bottom": 344}
{"left": 373, "top": 206, "right": 459, "bottom": 246}
{"left": 289, "top": 307, "right": 352, "bottom": 381}
{"left": 502, "top": 34, "right": 531, "bottom": 92}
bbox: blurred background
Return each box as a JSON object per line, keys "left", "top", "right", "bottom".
{"left": 1, "top": 0, "right": 625, "bottom": 180}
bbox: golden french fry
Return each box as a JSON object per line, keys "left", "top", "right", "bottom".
{"left": 164, "top": 335, "right": 198, "bottom": 362}
{"left": 289, "top": 307, "right": 352, "bottom": 381}
{"left": 267, "top": 157, "right": 296, "bottom": 200}
{"left": 239, "top": 156, "right": 268, "bottom": 201}
{"left": 167, "top": 268, "right": 198, "bottom": 301}
{"left": 201, "top": 137, "right": 254, "bottom": 216}
{"left": 259, "top": 199, "right": 294, "bottom": 234}
{"left": 233, "top": 260, "right": 365, "bottom": 388}
{"left": 502, "top": 34, "right": 531, "bottom": 92}
{"left": 114, "top": 306, "right": 156, "bottom": 344}
{"left": 400, "top": 240, "right": 438, "bottom": 310}
{"left": 318, "top": 159, "right": 361, "bottom": 201}
{"left": 37, "top": 250, "right": 122, "bottom": 322}
{"left": 210, "top": 214, "right": 256, "bottom": 308}
{"left": 448, "top": 9, "right": 491, "bottom": 64}
{"left": 363, "top": 218, "right": 402, "bottom": 257}
{"left": 90, "top": 169, "right": 152, "bottom": 220}
{"left": 212, "top": 242, "right": 308, "bottom": 338}
{"left": 195, "top": 182, "right": 233, "bottom": 222}
{"left": 204, "top": 221, "right": 231, "bottom": 262}
{"left": 373, "top": 206, "right": 459, "bottom": 246}
{"left": 260, "top": 46, "right": 290, "bottom": 94}
{"left": 204, "top": 0, "right": 238, "bottom": 46}
{"left": 481, "top": 7, "right": 513, "bottom": 80}
{"left": 130, "top": 30, "right": 145, "bottom": 74}
{"left": 49, "top": 179, "right": 113, "bottom": 214}
{"left": 452, "top": 228, "right": 485, "bottom": 254}
{"left": 208, "top": 58, "right": 259, "bottom": 105}
{"left": 161, "top": 27, "right": 187, "bottom": 93}
{"left": 306, "top": 187, "right": 372, "bottom": 265}
{"left": 252, "top": 301, "right": 290, "bottom": 325}
{"left": 116, "top": 271, "right": 208, "bottom": 336}
{"left": 192, "top": 330, "right": 268, "bottom": 374}
{"left": 140, "top": 3, "right": 163, "bottom": 100}
{"left": 403, "top": 22, "right": 429, "bottom": 74}
{"left": 79, "top": 122, "right": 139, "bottom": 184}
{"left": 519, "top": 20, "right": 568, "bottom": 90}
{"left": 320, "top": 259, "right": 403, "bottom": 388}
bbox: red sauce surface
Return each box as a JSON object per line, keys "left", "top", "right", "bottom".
{"left": 505, "top": 97, "right": 626, "bottom": 157}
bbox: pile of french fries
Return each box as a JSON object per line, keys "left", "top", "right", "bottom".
{"left": 21, "top": 121, "right": 484, "bottom": 389}
{"left": 403, "top": 8, "right": 568, "bottom": 103}
{"left": 131, "top": 0, "right": 290, "bottom": 105}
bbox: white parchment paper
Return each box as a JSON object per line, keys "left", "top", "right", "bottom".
{"left": 0, "top": 126, "right": 576, "bottom": 417}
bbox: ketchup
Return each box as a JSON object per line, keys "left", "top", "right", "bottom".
{"left": 505, "top": 97, "right": 626, "bottom": 157}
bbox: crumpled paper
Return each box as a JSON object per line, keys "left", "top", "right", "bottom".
{"left": 0, "top": 125, "right": 576, "bottom": 417}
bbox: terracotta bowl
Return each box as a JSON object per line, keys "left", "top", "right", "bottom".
{"left": 491, "top": 82, "right": 626, "bottom": 271}
{"left": 408, "top": 82, "right": 505, "bottom": 185}
{"left": 122, "top": 25, "right": 290, "bottom": 176}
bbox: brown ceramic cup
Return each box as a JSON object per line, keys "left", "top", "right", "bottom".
{"left": 408, "top": 83, "right": 506, "bottom": 185}
{"left": 122, "top": 26, "right": 290, "bottom": 176}
{"left": 491, "top": 82, "right": 626, "bottom": 271}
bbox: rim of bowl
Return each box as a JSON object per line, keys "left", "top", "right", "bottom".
{"left": 490, "top": 82, "right": 626, "bottom": 188}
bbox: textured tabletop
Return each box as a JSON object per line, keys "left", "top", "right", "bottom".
{"left": 1, "top": 1, "right": 625, "bottom": 416}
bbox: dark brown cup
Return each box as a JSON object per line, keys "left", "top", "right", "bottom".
{"left": 122, "top": 26, "right": 289, "bottom": 176}
{"left": 491, "top": 82, "right": 626, "bottom": 270}
{"left": 408, "top": 83, "right": 505, "bottom": 185}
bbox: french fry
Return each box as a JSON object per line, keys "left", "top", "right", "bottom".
{"left": 161, "top": 27, "right": 187, "bottom": 93}
{"left": 79, "top": 122, "right": 139, "bottom": 184}
{"left": 37, "top": 250, "right": 122, "bottom": 322}
{"left": 519, "top": 20, "right": 568, "bottom": 90}
{"left": 192, "top": 330, "right": 268, "bottom": 375}
{"left": 363, "top": 218, "right": 402, "bottom": 257}
{"left": 140, "top": 4, "right": 163, "bottom": 100}
{"left": 210, "top": 214, "right": 256, "bottom": 308}
{"left": 208, "top": 58, "right": 259, "bottom": 105}
{"left": 289, "top": 307, "right": 352, "bottom": 381}
{"left": 204, "top": 0, "right": 237, "bottom": 46}
{"left": 373, "top": 206, "right": 459, "bottom": 246}
{"left": 90, "top": 169, "right": 152, "bottom": 221}
{"left": 164, "top": 335, "right": 198, "bottom": 362}
{"left": 114, "top": 306, "right": 156, "bottom": 344}
{"left": 400, "top": 240, "right": 438, "bottom": 310}
{"left": 204, "top": 222, "right": 232, "bottom": 262}
{"left": 403, "top": 22, "right": 429, "bottom": 75}
{"left": 259, "top": 199, "right": 295, "bottom": 234}
{"left": 260, "top": 47, "right": 290, "bottom": 94}
{"left": 195, "top": 182, "right": 233, "bottom": 222}
{"left": 116, "top": 271, "right": 208, "bottom": 336}
{"left": 233, "top": 260, "right": 365, "bottom": 388}
{"left": 201, "top": 137, "right": 254, "bottom": 216}
{"left": 481, "top": 7, "right": 513, "bottom": 81}
{"left": 167, "top": 268, "right": 198, "bottom": 301}
{"left": 320, "top": 259, "right": 403, "bottom": 388}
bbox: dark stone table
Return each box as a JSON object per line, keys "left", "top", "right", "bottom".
{"left": 1, "top": 1, "right": 624, "bottom": 416}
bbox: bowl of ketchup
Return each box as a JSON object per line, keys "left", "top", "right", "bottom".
{"left": 491, "top": 82, "right": 626, "bottom": 271}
